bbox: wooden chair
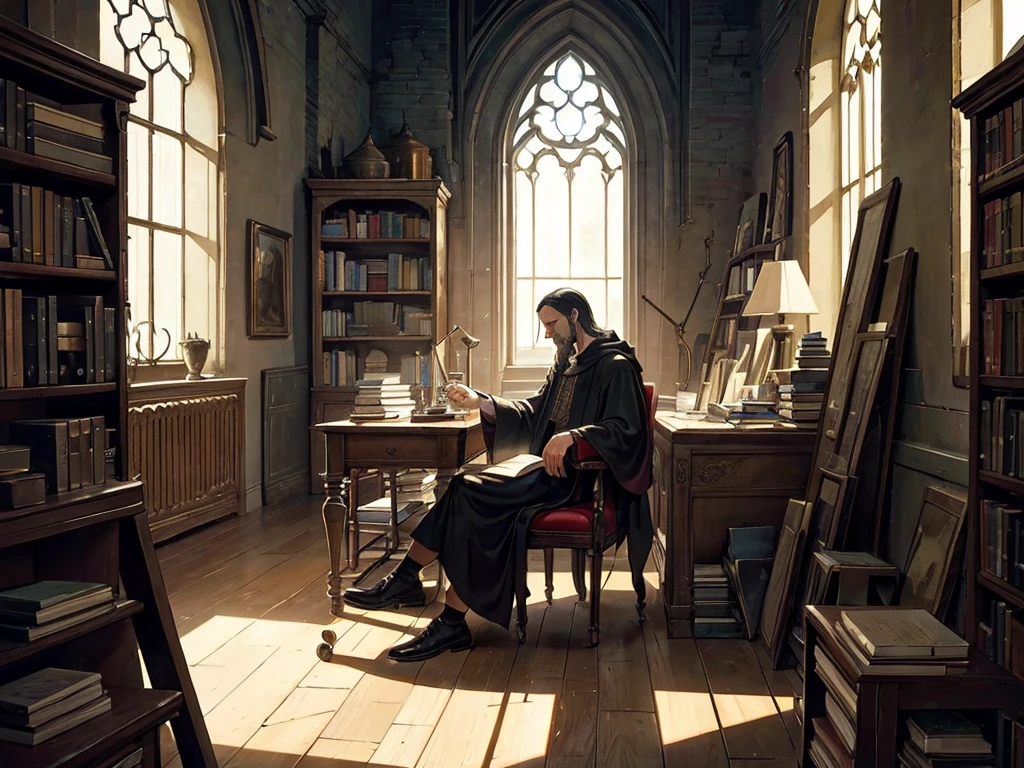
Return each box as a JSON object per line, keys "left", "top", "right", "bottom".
{"left": 514, "top": 384, "right": 656, "bottom": 647}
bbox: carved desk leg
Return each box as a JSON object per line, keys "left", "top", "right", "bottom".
{"left": 322, "top": 472, "right": 349, "bottom": 617}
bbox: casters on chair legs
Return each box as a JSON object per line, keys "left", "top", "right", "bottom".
{"left": 317, "top": 628, "right": 338, "bottom": 662}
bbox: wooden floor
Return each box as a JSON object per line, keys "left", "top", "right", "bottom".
{"left": 154, "top": 497, "right": 799, "bottom": 768}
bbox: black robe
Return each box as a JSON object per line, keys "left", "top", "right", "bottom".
{"left": 410, "top": 333, "right": 654, "bottom": 629}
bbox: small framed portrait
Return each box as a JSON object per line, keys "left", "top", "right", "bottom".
{"left": 248, "top": 220, "right": 292, "bottom": 338}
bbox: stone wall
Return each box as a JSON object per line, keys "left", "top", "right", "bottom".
{"left": 370, "top": 0, "right": 449, "bottom": 164}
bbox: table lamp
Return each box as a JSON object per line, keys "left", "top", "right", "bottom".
{"left": 742, "top": 260, "right": 819, "bottom": 371}
{"left": 431, "top": 325, "right": 480, "bottom": 408}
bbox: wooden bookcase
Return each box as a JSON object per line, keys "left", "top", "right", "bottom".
{"left": 0, "top": 20, "right": 214, "bottom": 766}
{"left": 954, "top": 36, "right": 1024, "bottom": 758}
{"left": 306, "top": 178, "right": 450, "bottom": 491}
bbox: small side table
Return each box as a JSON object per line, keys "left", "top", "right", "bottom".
{"left": 801, "top": 605, "right": 1024, "bottom": 768}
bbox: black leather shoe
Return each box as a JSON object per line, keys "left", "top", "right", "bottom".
{"left": 387, "top": 616, "right": 472, "bottom": 662}
{"left": 343, "top": 574, "right": 426, "bottom": 610}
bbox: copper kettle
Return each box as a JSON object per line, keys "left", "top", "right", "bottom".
{"left": 384, "top": 121, "right": 433, "bottom": 180}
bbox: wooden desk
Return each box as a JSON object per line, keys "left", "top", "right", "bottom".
{"left": 314, "top": 415, "right": 486, "bottom": 616}
{"left": 801, "top": 605, "right": 1024, "bottom": 768}
{"left": 652, "top": 411, "right": 814, "bottom": 637}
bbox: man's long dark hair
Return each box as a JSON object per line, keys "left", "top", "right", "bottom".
{"left": 536, "top": 288, "right": 609, "bottom": 371}
{"left": 536, "top": 288, "right": 609, "bottom": 337}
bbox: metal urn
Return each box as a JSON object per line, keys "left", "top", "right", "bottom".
{"left": 340, "top": 130, "right": 390, "bottom": 179}
{"left": 180, "top": 333, "right": 210, "bottom": 380}
{"left": 384, "top": 120, "right": 433, "bottom": 180}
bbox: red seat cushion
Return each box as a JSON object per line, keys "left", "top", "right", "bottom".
{"left": 531, "top": 497, "right": 617, "bottom": 538}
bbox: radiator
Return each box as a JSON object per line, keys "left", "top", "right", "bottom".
{"left": 128, "top": 378, "right": 247, "bottom": 542}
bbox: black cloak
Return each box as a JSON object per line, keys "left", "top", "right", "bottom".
{"left": 410, "top": 333, "right": 654, "bottom": 628}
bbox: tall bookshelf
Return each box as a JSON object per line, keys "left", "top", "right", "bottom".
{"left": 955, "top": 37, "right": 1024, "bottom": 758}
{"left": 306, "top": 178, "right": 450, "bottom": 490}
{"left": 0, "top": 20, "right": 214, "bottom": 766}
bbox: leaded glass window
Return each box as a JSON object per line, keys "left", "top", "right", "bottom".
{"left": 99, "top": 0, "right": 222, "bottom": 364}
{"left": 509, "top": 53, "right": 626, "bottom": 365}
{"left": 840, "top": 0, "right": 882, "bottom": 281}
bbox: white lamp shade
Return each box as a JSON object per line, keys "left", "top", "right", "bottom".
{"left": 742, "top": 260, "right": 819, "bottom": 316}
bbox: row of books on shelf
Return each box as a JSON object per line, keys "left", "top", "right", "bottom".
{"left": 979, "top": 395, "right": 1024, "bottom": 476}
{"left": 1, "top": 290, "right": 116, "bottom": 388}
{"left": 4, "top": 416, "right": 111, "bottom": 497}
{"left": 977, "top": 595, "right": 1024, "bottom": 675}
{"left": 982, "top": 96, "right": 1024, "bottom": 180}
{"left": 982, "top": 299, "right": 1024, "bottom": 376}
{"left": 981, "top": 193, "right": 1024, "bottom": 270}
{"left": 321, "top": 350, "right": 430, "bottom": 388}
{"left": 321, "top": 251, "right": 432, "bottom": 292}
{"left": 978, "top": 498, "right": 1024, "bottom": 587}
{"left": 0, "top": 80, "right": 112, "bottom": 174}
{"left": 321, "top": 304, "right": 432, "bottom": 338}
{"left": 322, "top": 210, "right": 430, "bottom": 240}
{"left": 0, "top": 665, "right": 113, "bottom": 747}
{"left": 0, "top": 185, "right": 112, "bottom": 269}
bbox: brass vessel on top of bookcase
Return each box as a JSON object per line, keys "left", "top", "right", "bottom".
{"left": 955, "top": 35, "right": 1024, "bottom": 754}
{"left": 306, "top": 178, "right": 450, "bottom": 491}
{"left": 0, "top": 19, "right": 215, "bottom": 766}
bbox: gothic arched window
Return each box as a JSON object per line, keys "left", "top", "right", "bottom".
{"left": 99, "top": 0, "right": 223, "bottom": 365}
{"left": 840, "top": 0, "right": 882, "bottom": 280}
{"left": 508, "top": 53, "right": 627, "bottom": 365}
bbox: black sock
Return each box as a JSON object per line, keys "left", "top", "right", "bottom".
{"left": 394, "top": 556, "right": 424, "bottom": 583}
{"left": 440, "top": 603, "right": 466, "bottom": 624}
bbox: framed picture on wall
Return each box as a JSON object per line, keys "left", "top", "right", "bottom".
{"left": 248, "top": 220, "right": 293, "bottom": 338}
{"left": 764, "top": 132, "right": 793, "bottom": 242}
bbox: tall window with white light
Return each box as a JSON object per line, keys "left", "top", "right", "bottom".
{"left": 99, "top": 0, "right": 222, "bottom": 364}
{"left": 508, "top": 53, "right": 627, "bottom": 365}
{"left": 839, "top": 0, "right": 882, "bottom": 280}
{"left": 952, "top": 0, "right": 1024, "bottom": 381}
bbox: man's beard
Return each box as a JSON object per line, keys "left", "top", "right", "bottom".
{"left": 553, "top": 323, "right": 577, "bottom": 371}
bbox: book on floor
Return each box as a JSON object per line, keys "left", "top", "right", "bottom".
{"left": 840, "top": 608, "right": 970, "bottom": 660}
{"left": 479, "top": 453, "right": 545, "bottom": 479}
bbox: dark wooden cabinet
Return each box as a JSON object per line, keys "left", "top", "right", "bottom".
{"left": 652, "top": 412, "right": 813, "bottom": 637}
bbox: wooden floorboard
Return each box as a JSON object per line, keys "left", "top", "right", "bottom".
{"left": 155, "top": 497, "right": 799, "bottom": 767}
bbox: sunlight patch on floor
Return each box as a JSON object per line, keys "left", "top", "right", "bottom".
{"left": 653, "top": 689, "right": 722, "bottom": 744}
{"left": 712, "top": 693, "right": 786, "bottom": 730}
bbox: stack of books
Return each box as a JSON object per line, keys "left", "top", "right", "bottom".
{"left": 394, "top": 469, "right": 438, "bottom": 507}
{"left": 834, "top": 608, "right": 970, "bottom": 676}
{"left": 0, "top": 667, "right": 111, "bottom": 745}
{"left": 692, "top": 563, "right": 743, "bottom": 637}
{"left": 349, "top": 374, "right": 417, "bottom": 422}
{"left": 900, "top": 711, "right": 994, "bottom": 768}
{"left": 0, "top": 580, "right": 115, "bottom": 642}
{"left": 774, "top": 336, "right": 830, "bottom": 431}
{"left": 25, "top": 101, "right": 111, "bottom": 174}
{"left": 810, "top": 608, "right": 974, "bottom": 767}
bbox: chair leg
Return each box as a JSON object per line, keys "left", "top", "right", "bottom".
{"left": 588, "top": 551, "right": 603, "bottom": 647}
{"left": 515, "top": 556, "right": 529, "bottom": 645}
{"left": 571, "top": 550, "right": 587, "bottom": 602}
{"left": 543, "top": 548, "right": 554, "bottom": 604}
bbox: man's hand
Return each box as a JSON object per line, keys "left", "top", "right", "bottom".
{"left": 542, "top": 432, "right": 575, "bottom": 478}
{"left": 444, "top": 383, "right": 480, "bottom": 410}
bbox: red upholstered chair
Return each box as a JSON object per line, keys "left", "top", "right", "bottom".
{"left": 515, "top": 383, "right": 656, "bottom": 647}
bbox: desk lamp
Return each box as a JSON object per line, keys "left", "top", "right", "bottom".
{"left": 430, "top": 325, "right": 480, "bottom": 409}
{"left": 742, "top": 260, "right": 818, "bottom": 371}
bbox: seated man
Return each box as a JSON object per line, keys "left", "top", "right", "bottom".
{"left": 342, "top": 287, "right": 653, "bottom": 662}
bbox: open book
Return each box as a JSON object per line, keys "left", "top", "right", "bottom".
{"left": 479, "top": 453, "right": 545, "bottom": 479}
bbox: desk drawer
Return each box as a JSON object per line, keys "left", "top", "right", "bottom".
{"left": 691, "top": 452, "right": 810, "bottom": 490}
{"left": 347, "top": 434, "right": 439, "bottom": 464}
